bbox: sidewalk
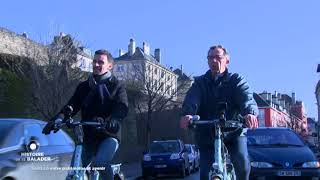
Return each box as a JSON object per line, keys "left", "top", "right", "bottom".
{"left": 121, "top": 161, "right": 141, "bottom": 180}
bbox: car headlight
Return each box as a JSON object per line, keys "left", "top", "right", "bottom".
{"left": 251, "top": 162, "right": 273, "bottom": 168}
{"left": 302, "top": 161, "right": 320, "bottom": 168}
{"left": 170, "top": 153, "right": 180, "bottom": 160}
{"left": 143, "top": 155, "right": 151, "bottom": 161}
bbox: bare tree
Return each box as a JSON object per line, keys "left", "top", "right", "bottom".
{"left": 0, "top": 33, "right": 88, "bottom": 120}
{"left": 117, "top": 61, "right": 193, "bottom": 146}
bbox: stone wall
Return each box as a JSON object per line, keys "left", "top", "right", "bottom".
{"left": 0, "top": 27, "right": 48, "bottom": 65}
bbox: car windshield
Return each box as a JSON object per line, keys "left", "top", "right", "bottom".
{"left": 149, "top": 141, "right": 180, "bottom": 153}
{"left": 0, "top": 121, "right": 19, "bottom": 148}
{"left": 247, "top": 129, "right": 305, "bottom": 147}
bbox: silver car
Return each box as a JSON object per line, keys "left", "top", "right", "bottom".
{"left": 0, "top": 118, "right": 74, "bottom": 180}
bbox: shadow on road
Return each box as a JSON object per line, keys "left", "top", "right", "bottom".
{"left": 135, "top": 174, "right": 186, "bottom": 180}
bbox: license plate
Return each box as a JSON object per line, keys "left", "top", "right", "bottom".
{"left": 277, "top": 170, "right": 301, "bottom": 176}
{"left": 154, "top": 164, "right": 167, "bottom": 168}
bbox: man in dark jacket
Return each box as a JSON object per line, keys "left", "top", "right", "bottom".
{"left": 43, "top": 49, "right": 128, "bottom": 180}
{"left": 180, "top": 45, "right": 258, "bottom": 180}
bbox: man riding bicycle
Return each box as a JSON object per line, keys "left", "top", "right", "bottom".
{"left": 42, "top": 49, "right": 128, "bottom": 180}
{"left": 180, "top": 45, "right": 258, "bottom": 180}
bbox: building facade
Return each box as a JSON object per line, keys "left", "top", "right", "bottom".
{"left": 254, "top": 91, "right": 308, "bottom": 138}
{"left": 113, "top": 39, "right": 178, "bottom": 99}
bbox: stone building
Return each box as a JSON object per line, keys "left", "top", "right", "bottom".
{"left": 114, "top": 39, "right": 178, "bottom": 100}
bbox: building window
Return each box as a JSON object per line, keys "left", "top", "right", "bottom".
{"left": 160, "top": 82, "right": 164, "bottom": 92}
{"left": 154, "top": 68, "right": 158, "bottom": 75}
{"left": 166, "top": 85, "right": 170, "bottom": 95}
{"left": 167, "top": 75, "right": 171, "bottom": 81}
{"left": 258, "top": 109, "right": 265, "bottom": 127}
{"left": 161, "top": 71, "right": 165, "bottom": 78}
{"left": 154, "top": 80, "right": 158, "bottom": 89}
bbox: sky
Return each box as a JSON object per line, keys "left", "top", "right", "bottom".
{"left": 1, "top": 0, "right": 320, "bottom": 119}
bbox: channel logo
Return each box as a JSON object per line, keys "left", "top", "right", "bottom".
{"left": 25, "top": 137, "right": 40, "bottom": 152}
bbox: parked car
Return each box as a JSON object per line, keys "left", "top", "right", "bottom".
{"left": 247, "top": 127, "right": 320, "bottom": 180}
{"left": 0, "top": 118, "right": 75, "bottom": 180}
{"left": 184, "top": 144, "right": 200, "bottom": 172}
{"left": 141, "top": 139, "right": 191, "bottom": 178}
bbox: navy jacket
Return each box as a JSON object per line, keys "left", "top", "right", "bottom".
{"left": 182, "top": 69, "right": 258, "bottom": 146}
{"left": 65, "top": 75, "right": 128, "bottom": 143}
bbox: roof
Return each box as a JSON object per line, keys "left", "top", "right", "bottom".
{"left": 253, "top": 93, "right": 270, "bottom": 107}
{"left": 173, "top": 68, "right": 193, "bottom": 81}
{"left": 115, "top": 47, "right": 178, "bottom": 74}
{"left": 115, "top": 47, "right": 158, "bottom": 63}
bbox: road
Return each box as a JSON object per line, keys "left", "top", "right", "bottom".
{"left": 122, "top": 162, "right": 200, "bottom": 180}
{"left": 134, "top": 171, "right": 199, "bottom": 180}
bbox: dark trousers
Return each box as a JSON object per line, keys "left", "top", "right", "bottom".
{"left": 199, "top": 135, "right": 251, "bottom": 180}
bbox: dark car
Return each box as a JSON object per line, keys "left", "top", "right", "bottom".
{"left": 184, "top": 144, "right": 200, "bottom": 172}
{"left": 247, "top": 127, "right": 320, "bottom": 180}
{"left": 0, "top": 118, "right": 75, "bottom": 180}
{"left": 141, "top": 139, "right": 191, "bottom": 178}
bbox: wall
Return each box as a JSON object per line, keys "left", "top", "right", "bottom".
{"left": 0, "top": 28, "right": 48, "bottom": 65}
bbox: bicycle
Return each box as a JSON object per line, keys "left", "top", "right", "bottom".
{"left": 48, "top": 106, "right": 124, "bottom": 180}
{"left": 189, "top": 107, "right": 245, "bottom": 180}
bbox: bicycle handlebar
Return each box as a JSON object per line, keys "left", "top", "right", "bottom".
{"left": 52, "top": 117, "right": 105, "bottom": 132}
{"left": 189, "top": 115, "right": 245, "bottom": 128}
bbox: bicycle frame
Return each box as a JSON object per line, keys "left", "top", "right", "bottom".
{"left": 66, "top": 124, "right": 93, "bottom": 180}
{"left": 191, "top": 116, "right": 242, "bottom": 180}
{"left": 54, "top": 119, "right": 122, "bottom": 180}
{"left": 209, "top": 123, "right": 224, "bottom": 180}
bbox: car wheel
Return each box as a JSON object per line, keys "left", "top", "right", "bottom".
{"left": 180, "top": 163, "right": 186, "bottom": 178}
{"left": 192, "top": 160, "right": 196, "bottom": 173}
{"left": 194, "top": 162, "right": 200, "bottom": 172}
{"left": 185, "top": 161, "right": 191, "bottom": 176}
{"left": 151, "top": 173, "right": 157, "bottom": 178}
{"left": 142, "top": 170, "right": 150, "bottom": 179}
{"left": 2, "top": 177, "right": 15, "bottom": 180}
{"left": 114, "top": 171, "right": 125, "bottom": 180}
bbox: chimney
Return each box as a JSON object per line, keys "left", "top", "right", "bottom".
{"left": 267, "top": 93, "right": 272, "bottom": 102}
{"left": 272, "top": 91, "right": 276, "bottom": 104}
{"left": 119, "top": 49, "right": 126, "bottom": 56}
{"left": 143, "top": 42, "right": 150, "bottom": 55}
{"left": 180, "top": 65, "right": 183, "bottom": 76}
{"left": 128, "top": 38, "right": 136, "bottom": 56}
{"left": 154, "top": 48, "right": 161, "bottom": 63}
{"left": 272, "top": 95, "right": 277, "bottom": 105}
{"left": 22, "top": 32, "right": 28, "bottom": 38}
{"left": 292, "top": 92, "right": 296, "bottom": 104}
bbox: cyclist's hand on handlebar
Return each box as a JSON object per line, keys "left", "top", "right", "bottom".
{"left": 180, "top": 115, "right": 193, "bottom": 130}
{"left": 42, "top": 114, "right": 64, "bottom": 135}
{"left": 105, "top": 118, "right": 120, "bottom": 134}
{"left": 95, "top": 117, "right": 105, "bottom": 125}
{"left": 244, "top": 114, "right": 258, "bottom": 129}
